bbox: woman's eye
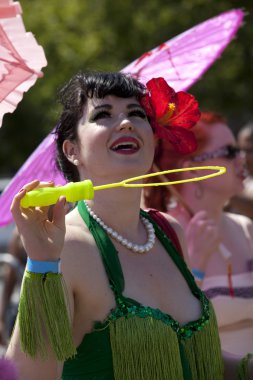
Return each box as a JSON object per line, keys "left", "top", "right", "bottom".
{"left": 129, "top": 109, "right": 147, "bottom": 119}
{"left": 91, "top": 111, "right": 111, "bottom": 121}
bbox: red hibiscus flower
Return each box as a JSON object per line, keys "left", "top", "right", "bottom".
{"left": 140, "top": 77, "right": 200, "bottom": 154}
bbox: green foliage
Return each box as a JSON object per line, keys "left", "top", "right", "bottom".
{"left": 0, "top": 0, "right": 253, "bottom": 175}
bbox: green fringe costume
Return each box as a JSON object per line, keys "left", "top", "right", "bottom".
{"left": 18, "top": 201, "right": 251, "bottom": 379}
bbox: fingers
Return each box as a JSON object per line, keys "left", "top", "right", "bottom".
{"left": 10, "top": 180, "right": 38, "bottom": 220}
{"left": 191, "top": 210, "right": 209, "bottom": 222}
{"left": 33, "top": 181, "right": 55, "bottom": 189}
{"left": 51, "top": 196, "right": 67, "bottom": 231}
{"left": 11, "top": 180, "right": 55, "bottom": 223}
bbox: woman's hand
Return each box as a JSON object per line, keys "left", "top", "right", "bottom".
{"left": 186, "top": 210, "right": 220, "bottom": 269}
{"left": 10, "top": 180, "right": 67, "bottom": 261}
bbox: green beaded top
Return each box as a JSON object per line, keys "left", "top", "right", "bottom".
{"left": 62, "top": 202, "right": 220, "bottom": 380}
{"left": 79, "top": 201, "right": 210, "bottom": 339}
{"left": 104, "top": 289, "right": 210, "bottom": 340}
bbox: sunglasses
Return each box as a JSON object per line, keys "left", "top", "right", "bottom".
{"left": 192, "top": 145, "right": 241, "bottom": 162}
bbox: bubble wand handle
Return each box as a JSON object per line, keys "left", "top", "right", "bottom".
{"left": 20, "top": 180, "right": 94, "bottom": 208}
{"left": 20, "top": 166, "right": 226, "bottom": 208}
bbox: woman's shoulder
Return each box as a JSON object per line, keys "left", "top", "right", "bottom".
{"left": 64, "top": 207, "right": 90, "bottom": 245}
{"left": 61, "top": 208, "right": 100, "bottom": 286}
{"left": 224, "top": 212, "right": 253, "bottom": 254}
{"left": 224, "top": 211, "right": 253, "bottom": 229}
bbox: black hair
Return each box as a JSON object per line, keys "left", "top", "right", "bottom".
{"left": 54, "top": 71, "right": 147, "bottom": 182}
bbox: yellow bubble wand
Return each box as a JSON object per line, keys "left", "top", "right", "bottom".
{"left": 20, "top": 165, "right": 226, "bottom": 208}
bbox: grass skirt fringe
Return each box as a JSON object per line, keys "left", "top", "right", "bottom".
{"left": 110, "top": 316, "right": 184, "bottom": 380}
{"left": 18, "top": 271, "right": 76, "bottom": 360}
{"left": 183, "top": 307, "right": 224, "bottom": 380}
{"left": 109, "top": 307, "right": 224, "bottom": 380}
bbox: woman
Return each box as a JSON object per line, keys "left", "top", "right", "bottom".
{"left": 228, "top": 123, "right": 253, "bottom": 219}
{"left": 6, "top": 74, "right": 252, "bottom": 379}
{"left": 144, "top": 111, "right": 253, "bottom": 358}
{"left": 0, "top": 228, "right": 27, "bottom": 349}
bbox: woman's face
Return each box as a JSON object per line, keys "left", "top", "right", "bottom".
{"left": 190, "top": 122, "right": 246, "bottom": 197}
{"left": 238, "top": 132, "right": 253, "bottom": 176}
{"left": 68, "top": 95, "right": 155, "bottom": 183}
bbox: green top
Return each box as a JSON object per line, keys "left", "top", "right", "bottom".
{"left": 62, "top": 202, "right": 224, "bottom": 380}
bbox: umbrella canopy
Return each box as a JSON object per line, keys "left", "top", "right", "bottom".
{"left": 122, "top": 8, "right": 244, "bottom": 91}
{"left": 0, "top": 0, "right": 47, "bottom": 126}
{"left": 0, "top": 8, "right": 244, "bottom": 226}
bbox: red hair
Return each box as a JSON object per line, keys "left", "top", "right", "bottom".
{"left": 144, "top": 111, "right": 226, "bottom": 211}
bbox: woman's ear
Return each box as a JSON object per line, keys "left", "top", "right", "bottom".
{"left": 62, "top": 140, "right": 80, "bottom": 166}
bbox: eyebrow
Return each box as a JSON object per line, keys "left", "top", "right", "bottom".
{"left": 93, "top": 103, "right": 143, "bottom": 110}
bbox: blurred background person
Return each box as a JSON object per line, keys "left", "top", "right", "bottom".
{"left": 227, "top": 122, "right": 253, "bottom": 219}
{"left": 143, "top": 111, "right": 253, "bottom": 356}
{"left": 0, "top": 228, "right": 26, "bottom": 350}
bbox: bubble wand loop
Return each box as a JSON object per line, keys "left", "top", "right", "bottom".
{"left": 20, "top": 165, "right": 226, "bottom": 208}
{"left": 94, "top": 165, "right": 226, "bottom": 189}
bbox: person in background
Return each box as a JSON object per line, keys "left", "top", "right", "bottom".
{"left": 144, "top": 111, "right": 253, "bottom": 358}
{"left": 228, "top": 123, "right": 253, "bottom": 219}
{"left": 0, "top": 228, "right": 26, "bottom": 348}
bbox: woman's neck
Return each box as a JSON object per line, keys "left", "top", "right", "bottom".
{"left": 179, "top": 186, "right": 225, "bottom": 224}
{"left": 86, "top": 187, "right": 143, "bottom": 234}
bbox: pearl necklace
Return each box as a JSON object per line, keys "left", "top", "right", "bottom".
{"left": 84, "top": 201, "right": 156, "bottom": 253}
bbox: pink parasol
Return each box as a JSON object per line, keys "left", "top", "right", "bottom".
{"left": 0, "top": 0, "right": 47, "bottom": 127}
{"left": 122, "top": 9, "right": 244, "bottom": 91}
{"left": 0, "top": 8, "right": 244, "bottom": 226}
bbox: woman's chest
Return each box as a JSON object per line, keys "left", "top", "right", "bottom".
{"left": 79, "top": 247, "right": 201, "bottom": 329}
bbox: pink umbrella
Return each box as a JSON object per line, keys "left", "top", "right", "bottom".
{"left": 0, "top": 8, "right": 244, "bottom": 226}
{"left": 122, "top": 8, "right": 244, "bottom": 91}
{"left": 0, "top": 0, "right": 47, "bottom": 126}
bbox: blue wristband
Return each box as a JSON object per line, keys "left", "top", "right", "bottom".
{"left": 27, "top": 257, "right": 61, "bottom": 274}
{"left": 192, "top": 268, "right": 205, "bottom": 281}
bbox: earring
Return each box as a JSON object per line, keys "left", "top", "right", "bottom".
{"left": 73, "top": 159, "right": 79, "bottom": 166}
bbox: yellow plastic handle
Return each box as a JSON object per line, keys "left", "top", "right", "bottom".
{"left": 20, "top": 180, "right": 94, "bottom": 208}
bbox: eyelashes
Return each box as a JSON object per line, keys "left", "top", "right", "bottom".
{"left": 90, "top": 108, "right": 147, "bottom": 122}
{"left": 90, "top": 110, "right": 111, "bottom": 122}
{"left": 128, "top": 109, "right": 147, "bottom": 119}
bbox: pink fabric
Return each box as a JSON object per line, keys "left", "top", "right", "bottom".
{"left": 0, "top": 0, "right": 47, "bottom": 126}
{"left": 0, "top": 3, "right": 21, "bottom": 19}
{"left": 122, "top": 9, "right": 244, "bottom": 91}
{"left": 0, "top": 132, "right": 66, "bottom": 227}
{"left": 0, "top": 9, "right": 244, "bottom": 226}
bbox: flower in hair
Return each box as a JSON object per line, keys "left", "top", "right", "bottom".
{"left": 140, "top": 77, "right": 200, "bottom": 154}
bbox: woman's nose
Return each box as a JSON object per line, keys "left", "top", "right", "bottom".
{"left": 117, "top": 116, "right": 134, "bottom": 132}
